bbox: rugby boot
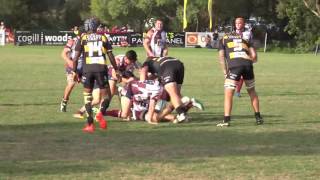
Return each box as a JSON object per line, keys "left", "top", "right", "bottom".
{"left": 191, "top": 98, "right": 204, "bottom": 111}
{"left": 92, "top": 107, "right": 99, "bottom": 114}
{"left": 174, "top": 112, "right": 189, "bottom": 123}
{"left": 216, "top": 120, "right": 230, "bottom": 127}
{"left": 60, "top": 100, "right": 67, "bottom": 112}
{"left": 234, "top": 92, "right": 241, "bottom": 97}
{"left": 73, "top": 110, "right": 84, "bottom": 119}
{"left": 83, "top": 123, "right": 95, "bottom": 133}
{"left": 255, "top": 114, "right": 264, "bottom": 125}
{"left": 95, "top": 112, "right": 107, "bottom": 129}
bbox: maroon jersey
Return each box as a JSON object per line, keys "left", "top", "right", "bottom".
{"left": 125, "top": 80, "right": 163, "bottom": 113}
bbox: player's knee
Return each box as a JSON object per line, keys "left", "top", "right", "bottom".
{"left": 67, "top": 76, "right": 76, "bottom": 85}
{"left": 245, "top": 79, "right": 255, "bottom": 89}
{"left": 224, "top": 82, "right": 236, "bottom": 90}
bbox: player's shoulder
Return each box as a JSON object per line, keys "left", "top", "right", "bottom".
{"left": 65, "top": 39, "right": 74, "bottom": 47}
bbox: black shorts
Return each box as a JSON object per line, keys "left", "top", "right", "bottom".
{"left": 226, "top": 65, "right": 254, "bottom": 81}
{"left": 81, "top": 71, "right": 109, "bottom": 89}
{"left": 159, "top": 60, "right": 184, "bottom": 85}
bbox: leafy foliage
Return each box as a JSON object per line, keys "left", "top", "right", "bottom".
{"left": 277, "top": 0, "right": 320, "bottom": 51}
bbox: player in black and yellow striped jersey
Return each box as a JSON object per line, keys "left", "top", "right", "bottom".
{"left": 72, "top": 18, "right": 119, "bottom": 133}
{"left": 217, "top": 30, "right": 263, "bottom": 127}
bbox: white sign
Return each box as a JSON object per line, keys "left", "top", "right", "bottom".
{"left": 0, "top": 30, "right": 5, "bottom": 46}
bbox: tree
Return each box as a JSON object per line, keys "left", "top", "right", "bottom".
{"left": 303, "top": 0, "right": 320, "bottom": 18}
{"left": 277, "top": 0, "right": 320, "bottom": 51}
{"left": 0, "top": 0, "right": 29, "bottom": 29}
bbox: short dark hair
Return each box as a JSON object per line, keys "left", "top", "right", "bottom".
{"left": 125, "top": 50, "right": 137, "bottom": 62}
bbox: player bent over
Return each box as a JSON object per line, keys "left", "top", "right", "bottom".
{"left": 108, "top": 50, "right": 140, "bottom": 101}
{"left": 217, "top": 32, "right": 263, "bottom": 127}
{"left": 140, "top": 57, "right": 192, "bottom": 123}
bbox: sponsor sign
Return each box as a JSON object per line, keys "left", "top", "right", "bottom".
{"left": 107, "top": 32, "right": 185, "bottom": 47}
{"left": 185, "top": 32, "right": 210, "bottom": 47}
{"left": 14, "top": 31, "right": 186, "bottom": 47}
{"left": 166, "top": 32, "right": 185, "bottom": 47}
{"left": 15, "top": 31, "right": 74, "bottom": 45}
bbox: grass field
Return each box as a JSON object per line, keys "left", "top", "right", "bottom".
{"left": 0, "top": 45, "right": 320, "bottom": 179}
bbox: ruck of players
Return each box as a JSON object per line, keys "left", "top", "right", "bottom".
{"left": 59, "top": 18, "right": 204, "bottom": 133}
{"left": 59, "top": 17, "right": 263, "bottom": 133}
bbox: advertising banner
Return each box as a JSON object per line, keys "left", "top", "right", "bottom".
{"left": 166, "top": 32, "right": 185, "bottom": 47}
{"left": 15, "top": 31, "right": 74, "bottom": 45}
{"left": 14, "top": 31, "right": 186, "bottom": 47}
{"left": 185, "top": 32, "right": 210, "bottom": 47}
{"left": 107, "top": 32, "right": 185, "bottom": 47}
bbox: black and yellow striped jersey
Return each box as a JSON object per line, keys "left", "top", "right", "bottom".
{"left": 75, "top": 33, "right": 112, "bottom": 73}
{"left": 218, "top": 32, "right": 253, "bottom": 68}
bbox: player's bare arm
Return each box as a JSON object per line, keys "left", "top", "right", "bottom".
{"left": 218, "top": 49, "right": 227, "bottom": 76}
{"left": 145, "top": 98, "right": 157, "bottom": 123}
{"left": 143, "top": 30, "right": 154, "bottom": 57}
{"left": 139, "top": 66, "right": 148, "bottom": 81}
{"left": 72, "top": 51, "right": 80, "bottom": 73}
{"left": 61, "top": 48, "right": 73, "bottom": 68}
{"left": 249, "top": 47, "right": 257, "bottom": 63}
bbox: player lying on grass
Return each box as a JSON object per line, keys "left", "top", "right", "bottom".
{"left": 102, "top": 75, "right": 204, "bottom": 124}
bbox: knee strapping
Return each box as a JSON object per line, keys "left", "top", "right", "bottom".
{"left": 245, "top": 80, "right": 255, "bottom": 89}
{"left": 83, "top": 92, "right": 93, "bottom": 104}
{"left": 224, "top": 82, "right": 236, "bottom": 89}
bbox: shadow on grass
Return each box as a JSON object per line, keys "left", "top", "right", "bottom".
{"left": 0, "top": 102, "right": 59, "bottom": 106}
{"left": 0, "top": 119, "right": 319, "bottom": 176}
{"left": 189, "top": 112, "right": 283, "bottom": 123}
{"left": 262, "top": 92, "right": 318, "bottom": 97}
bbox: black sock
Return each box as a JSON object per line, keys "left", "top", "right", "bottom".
{"left": 255, "top": 112, "right": 261, "bottom": 117}
{"left": 100, "top": 98, "right": 110, "bottom": 115}
{"left": 61, "top": 99, "right": 68, "bottom": 104}
{"left": 175, "top": 105, "right": 187, "bottom": 114}
{"left": 224, "top": 116, "right": 231, "bottom": 123}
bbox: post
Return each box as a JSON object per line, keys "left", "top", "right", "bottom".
{"left": 315, "top": 44, "right": 319, "bottom": 56}
{"left": 263, "top": 32, "right": 267, "bottom": 53}
{"left": 0, "top": 29, "right": 5, "bottom": 46}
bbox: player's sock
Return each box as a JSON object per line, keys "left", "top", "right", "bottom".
{"left": 175, "top": 105, "right": 188, "bottom": 114}
{"left": 60, "top": 99, "right": 68, "bottom": 112}
{"left": 224, "top": 116, "right": 231, "bottom": 123}
{"left": 100, "top": 98, "right": 110, "bottom": 116}
{"left": 106, "top": 109, "right": 121, "bottom": 117}
{"left": 83, "top": 92, "right": 93, "bottom": 124}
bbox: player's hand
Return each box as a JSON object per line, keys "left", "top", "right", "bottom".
{"left": 67, "top": 60, "right": 74, "bottom": 68}
{"left": 147, "top": 51, "right": 154, "bottom": 57}
{"left": 71, "top": 71, "right": 79, "bottom": 82}
{"left": 115, "top": 70, "right": 122, "bottom": 83}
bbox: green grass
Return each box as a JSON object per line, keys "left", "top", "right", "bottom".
{"left": 0, "top": 45, "right": 320, "bottom": 179}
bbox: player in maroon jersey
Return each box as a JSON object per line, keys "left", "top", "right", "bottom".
{"left": 60, "top": 28, "right": 82, "bottom": 112}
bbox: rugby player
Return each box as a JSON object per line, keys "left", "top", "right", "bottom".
{"left": 108, "top": 50, "right": 140, "bottom": 100}
{"left": 217, "top": 29, "right": 263, "bottom": 127}
{"left": 143, "top": 18, "right": 168, "bottom": 57}
{"left": 104, "top": 76, "right": 203, "bottom": 124}
{"left": 234, "top": 17, "right": 254, "bottom": 97}
{"left": 72, "top": 18, "right": 119, "bottom": 133}
{"left": 60, "top": 28, "right": 82, "bottom": 112}
{"left": 72, "top": 50, "right": 140, "bottom": 119}
{"left": 140, "top": 56, "right": 199, "bottom": 123}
